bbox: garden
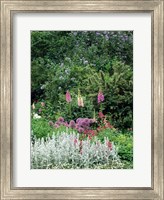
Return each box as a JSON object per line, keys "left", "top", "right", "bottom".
{"left": 31, "top": 31, "right": 133, "bottom": 169}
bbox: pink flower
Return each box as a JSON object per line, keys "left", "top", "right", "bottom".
{"left": 58, "top": 117, "right": 64, "bottom": 123}
{"left": 66, "top": 90, "right": 72, "bottom": 103}
{"left": 97, "top": 91, "right": 104, "bottom": 104}
{"left": 63, "top": 122, "right": 69, "bottom": 127}
{"left": 98, "top": 112, "right": 105, "bottom": 118}
{"left": 74, "top": 138, "right": 78, "bottom": 145}
{"left": 54, "top": 124, "right": 59, "bottom": 128}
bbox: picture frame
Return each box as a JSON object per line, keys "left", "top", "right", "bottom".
{"left": 0, "top": 0, "right": 163, "bottom": 199}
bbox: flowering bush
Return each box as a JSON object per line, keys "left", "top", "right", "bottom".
{"left": 31, "top": 31, "right": 133, "bottom": 129}
{"left": 31, "top": 132, "right": 123, "bottom": 169}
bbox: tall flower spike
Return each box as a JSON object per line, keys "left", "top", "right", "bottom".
{"left": 66, "top": 90, "right": 72, "bottom": 103}
{"left": 97, "top": 91, "right": 104, "bottom": 104}
{"left": 78, "top": 96, "right": 84, "bottom": 107}
{"left": 80, "top": 96, "right": 84, "bottom": 107}
{"left": 77, "top": 89, "right": 84, "bottom": 107}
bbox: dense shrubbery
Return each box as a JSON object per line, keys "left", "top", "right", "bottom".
{"left": 31, "top": 31, "right": 133, "bottom": 129}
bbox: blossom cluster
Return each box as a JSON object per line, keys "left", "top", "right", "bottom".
{"left": 49, "top": 117, "right": 95, "bottom": 134}
{"left": 31, "top": 132, "right": 122, "bottom": 169}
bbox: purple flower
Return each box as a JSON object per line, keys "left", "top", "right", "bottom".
{"left": 55, "top": 121, "right": 61, "bottom": 126}
{"left": 81, "top": 121, "right": 87, "bottom": 127}
{"left": 58, "top": 117, "right": 64, "bottom": 123}
{"left": 76, "top": 118, "right": 82, "bottom": 123}
{"left": 84, "top": 118, "right": 90, "bottom": 124}
{"left": 77, "top": 120, "right": 83, "bottom": 127}
{"left": 54, "top": 124, "right": 59, "bottom": 128}
{"left": 66, "top": 90, "right": 72, "bottom": 103}
{"left": 97, "top": 91, "right": 104, "bottom": 104}
{"left": 69, "top": 120, "right": 76, "bottom": 128}
{"left": 75, "top": 124, "right": 79, "bottom": 129}
{"left": 78, "top": 127, "right": 84, "bottom": 133}
{"left": 89, "top": 119, "right": 95, "bottom": 124}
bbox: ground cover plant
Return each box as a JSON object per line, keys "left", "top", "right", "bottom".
{"left": 31, "top": 31, "right": 133, "bottom": 169}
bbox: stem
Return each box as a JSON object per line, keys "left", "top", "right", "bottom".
{"left": 69, "top": 103, "right": 71, "bottom": 118}
{"left": 100, "top": 103, "right": 103, "bottom": 112}
{"left": 81, "top": 107, "right": 83, "bottom": 117}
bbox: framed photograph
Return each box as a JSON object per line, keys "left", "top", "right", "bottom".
{"left": 0, "top": 0, "right": 163, "bottom": 199}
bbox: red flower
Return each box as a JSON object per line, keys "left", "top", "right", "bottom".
{"left": 88, "top": 135, "right": 92, "bottom": 140}
{"left": 106, "top": 141, "right": 112, "bottom": 151}
{"left": 105, "top": 122, "right": 113, "bottom": 129}
{"left": 98, "top": 112, "right": 105, "bottom": 118}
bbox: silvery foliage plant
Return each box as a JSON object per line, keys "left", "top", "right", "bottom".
{"left": 31, "top": 132, "right": 123, "bottom": 169}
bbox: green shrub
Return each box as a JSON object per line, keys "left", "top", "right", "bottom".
{"left": 31, "top": 117, "right": 78, "bottom": 139}
{"left": 97, "top": 129, "right": 133, "bottom": 163}
{"left": 31, "top": 118, "right": 54, "bottom": 138}
{"left": 83, "top": 59, "right": 133, "bottom": 129}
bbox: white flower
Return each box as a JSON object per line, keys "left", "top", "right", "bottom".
{"left": 33, "top": 113, "right": 41, "bottom": 119}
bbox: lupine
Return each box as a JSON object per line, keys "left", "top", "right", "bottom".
{"left": 77, "top": 89, "right": 84, "bottom": 107}
{"left": 97, "top": 91, "right": 104, "bottom": 104}
{"left": 77, "top": 96, "right": 84, "bottom": 107}
{"left": 66, "top": 90, "right": 72, "bottom": 103}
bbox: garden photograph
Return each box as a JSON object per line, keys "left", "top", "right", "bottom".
{"left": 31, "top": 31, "right": 133, "bottom": 169}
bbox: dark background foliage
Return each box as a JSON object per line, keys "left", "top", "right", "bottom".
{"left": 31, "top": 31, "right": 133, "bottom": 130}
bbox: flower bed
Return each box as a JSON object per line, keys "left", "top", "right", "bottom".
{"left": 31, "top": 132, "right": 123, "bottom": 169}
